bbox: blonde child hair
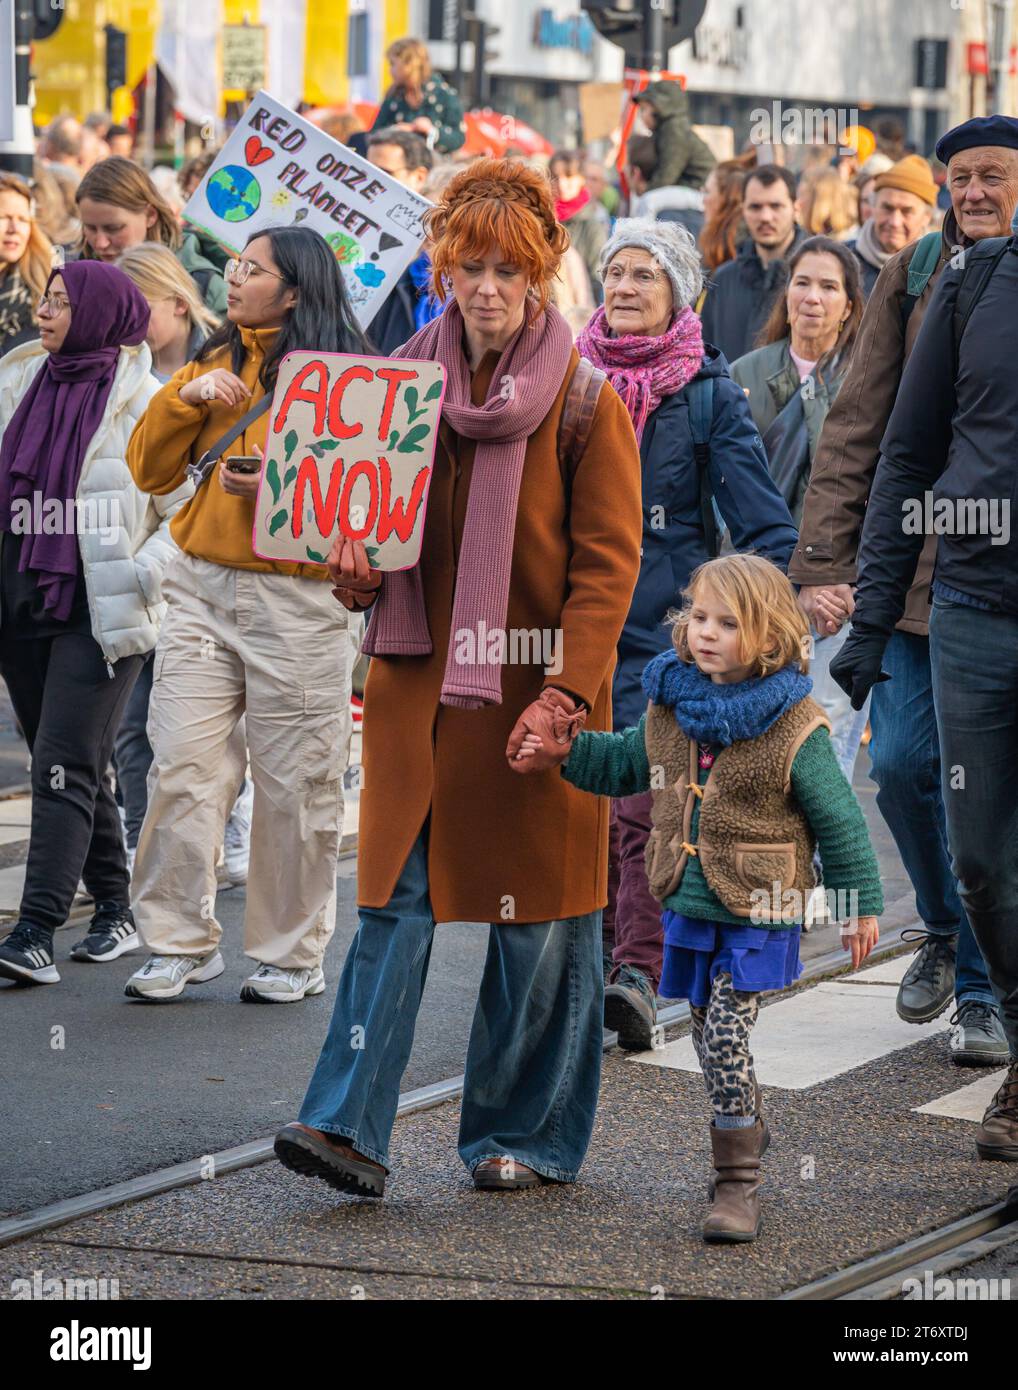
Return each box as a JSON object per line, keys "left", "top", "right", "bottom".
{"left": 115, "top": 242, "right": 220, "bottom": 339}
{"left": 669, "top": 554, "right": 812, "bottom": 677}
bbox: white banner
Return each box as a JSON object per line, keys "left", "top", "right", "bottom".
{"left": 0, "top": 0, "right": 15, "bottom": 146}
{"left": 182, "top": 91, "right": 432, "bottom": 329}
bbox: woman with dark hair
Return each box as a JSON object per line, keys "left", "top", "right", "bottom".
{"left": 731, "top": 235, "right": 866, "bottom": 782}
{"left": 76, "top": 157, "right": 228, "bottom": 317}
{"left": 124, "top": 226, "right": 369, "bottom": 1005}
{"left": 731, "top": 235, "right": 863, "bottom": 512}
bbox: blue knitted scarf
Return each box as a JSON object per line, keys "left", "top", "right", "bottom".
{"left": 641, "top": 649, "right": 813, "bottom": 747}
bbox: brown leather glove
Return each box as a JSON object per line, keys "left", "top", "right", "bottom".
{"left": 506, "top": 687, "right": 587, "bottom": 772}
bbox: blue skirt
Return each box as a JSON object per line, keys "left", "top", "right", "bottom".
{"left": 659, "top": 911, "right": 802, "bottom": 1007}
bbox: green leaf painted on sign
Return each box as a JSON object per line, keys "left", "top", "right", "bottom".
{"left": 404, "top": 386, "right": 419, "bottom": 419}
{"left": 265, "top": 458, "right": 281, "bottom": 505}
{"left": 318, "top": 439, "right": 341, "bottom": 451}
{"left": 397, "top": 423, "right": 431, "bottom": 453}
{"left": 424, "top": 379, "right": 442, "bottom": 401}
{"left": 283, "top": 465, "right": 297, "bottom": 489}
{"left": 268, "top": 508, "right": 289, "bottom": 536}
{"left": 283, "top": 429, "right": 299, "bottom": 461}
{"left": 388, "top": 429, "right": 400, "bottom": 450}
{"left": 306, "top": 547, "right": 326, "bottom": 563}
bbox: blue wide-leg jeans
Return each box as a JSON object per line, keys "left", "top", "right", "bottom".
{"left": 298, "top": 826, "right": 605, "bottom": 1181}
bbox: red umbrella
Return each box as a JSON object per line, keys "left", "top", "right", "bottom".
{"left": 463, "top": 109, "right": 553, "bottom": 158}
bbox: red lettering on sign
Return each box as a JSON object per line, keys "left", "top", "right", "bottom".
{"left": 327, "top": 364, "right": 374, "bottom": 440}
{"left": 375, "top": 367, "right": 419, "bottom": 442}
{"left": 339, "top": 459, "right": 380, "bottom": 541}
{"left": 376, "top": 455, "right": 430, "bottom": 544}
{"left": 274, "top": 360, "right": 329, "bottom": 436}
{"left": 292, "top": 455, "right": 343, "bottom": 539}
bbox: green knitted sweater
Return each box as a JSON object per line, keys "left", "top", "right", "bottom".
{"left": 562, "top": 714, "right": 884, "bottom": 927}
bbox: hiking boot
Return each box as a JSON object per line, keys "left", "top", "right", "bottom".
{"left": 975, "top": 1060, "right": 1018, "bottom": 1162}
{"left": 703, "top": 1119, "right": 765, "bottom": 1244}
{"left": 949, "top": 1001, "right": 1010, "bottom": 1068}
{"left": 274, "top": 1123, "right": 386, "bottom": 1197}
{"left": 896, "top": 930, "right": 956, "bottom": 1024}
{"left": 71, "top": 902, "right": 139, "bottom": 963}
{"left": 0, "top": 921, "right": 59, "bottom": 985}
{"left": 604, "top": 962, "right": 657, "bottom": 1051}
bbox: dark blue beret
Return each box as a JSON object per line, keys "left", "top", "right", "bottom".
{"left": 936, "top": 115, "right": 1018, "bottom": 164}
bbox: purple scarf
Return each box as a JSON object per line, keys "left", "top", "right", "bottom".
{"left": 575, "top": 304, "right": 704, "bottom": 444}
{"left": 362, "top": 297, "right": 574, "bottom": 708}
{"left": 0, "top": 261, "right": 150, "bottom": 621}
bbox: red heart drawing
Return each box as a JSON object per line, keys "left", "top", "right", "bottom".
{"left": 245, "top": 136, "right": 274, "bottom": 167}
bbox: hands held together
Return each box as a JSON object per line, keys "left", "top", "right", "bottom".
{"left": 506, "top": 688, "right": 587, "bottom": 774}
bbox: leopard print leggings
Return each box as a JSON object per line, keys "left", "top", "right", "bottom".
{"left": 689, "top": 971, "right": 760, "bottom": 1118}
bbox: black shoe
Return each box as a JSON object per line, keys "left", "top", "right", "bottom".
{"left": 896, "top": 930, "right": 956, "bottom": 1024}
{"left": 0, "top": 921, "right": 59, "bottom": 985}
{"left": 604, "top": 962, "right": 657, "bottom": 1051}
{"left": 71, "top": 902, "right": 139, "bottom": 963}
{"left": 274, "top": 1123, "right": 385, "bottom": 1197}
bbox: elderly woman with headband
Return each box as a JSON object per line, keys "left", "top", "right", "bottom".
{"left": 275, "top": 157, "right": 643, "bottom": 1199}
{"left": 574, "top": 217, "right": 798, "bottom": 1052}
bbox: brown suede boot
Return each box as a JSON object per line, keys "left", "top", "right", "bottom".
{"left": 975, "top": 1059, "right": 1018, "bottom": 1161}
{"left": 703, "top": 1119, "right": 765, "bottom": 1243}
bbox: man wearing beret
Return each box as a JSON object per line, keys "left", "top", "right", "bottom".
{"left": 847, "top": 155, "right": 937, "bottom": 299}
{"left": 791, "top": 116, "right": 1018, "bottom": 1073}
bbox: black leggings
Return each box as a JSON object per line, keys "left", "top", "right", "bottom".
{"left": 0, "top": 632, "right": 143, "bottom": 932}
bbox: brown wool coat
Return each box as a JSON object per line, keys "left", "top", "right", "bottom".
{"left": 357, "top": 347, "right": 643, "bottom": 923}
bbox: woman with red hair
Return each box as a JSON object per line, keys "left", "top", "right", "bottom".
{"left": 276, "top": 159, "right": 643, "bottom": 1198}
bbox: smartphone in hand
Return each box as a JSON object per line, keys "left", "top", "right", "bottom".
{"left": 224, "top": 455, "right": 261, "bottom": 474}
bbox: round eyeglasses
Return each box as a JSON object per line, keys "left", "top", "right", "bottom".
{"left": 224, "top": 257, "right": 286, "bottom": 286}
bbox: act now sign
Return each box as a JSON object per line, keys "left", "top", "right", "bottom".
{"left": 252, "top": 351, "right": 446, "bottom": 572}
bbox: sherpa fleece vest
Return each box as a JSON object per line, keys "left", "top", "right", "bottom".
{"left": 643, "top": 695, "right": 832, "bottom": 919}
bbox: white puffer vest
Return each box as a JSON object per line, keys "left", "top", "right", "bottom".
{"left": 0, "top": 339, "right": 193, "bottom": 664}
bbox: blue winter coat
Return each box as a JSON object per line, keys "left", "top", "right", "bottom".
{"left": 612, "top": 345, "right": 799, "bottom": 729}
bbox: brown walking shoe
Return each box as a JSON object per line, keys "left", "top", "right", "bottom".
{"left": 702, "top": 1119, "right": 766, "bottom": 1243}
{"left": 274, "top": 1122, "right": 387, "bottom": 1197}
{"left": 472, "top": 1157, "right": 545, "bottom": 1190}
{"left": 974, "top": 1060, "right": 1018, "bottom": 1162}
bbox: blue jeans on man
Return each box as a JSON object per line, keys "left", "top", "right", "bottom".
{"left": 868, "top": 629, "right": 997, "bottom": 1009}
{"left": 298, "top": 823, "right": 605, "bottom": 1180}
{"left": 928, "top": 601, "right": 1018, "bottom": 1056}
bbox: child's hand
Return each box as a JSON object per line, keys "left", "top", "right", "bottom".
{"left": 508, "top": 733, "right": 545, "bottom": 773}
{"left": 841, "top": 915, "right": 879, "bottom": 970}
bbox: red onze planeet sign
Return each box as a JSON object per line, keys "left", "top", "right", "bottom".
{"left": 252, "top": 350, "right": 446, "bottom": 571}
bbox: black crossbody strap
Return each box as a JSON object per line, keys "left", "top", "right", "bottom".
{"left": 185, "top": 394, "right": 273, "bottom": 489}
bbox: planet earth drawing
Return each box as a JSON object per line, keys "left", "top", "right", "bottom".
{"left": 207, "top": 165, "right": 261, "bottom": 223}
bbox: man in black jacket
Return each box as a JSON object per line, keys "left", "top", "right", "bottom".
{"left": 699, "top": 164, "right": 805, "bottom": 362}
{"left": 365, "top": 128, "right": 434, "bottom": 355}
{"left": 831, "top": 202, "right": 1018, "bottom": 1163}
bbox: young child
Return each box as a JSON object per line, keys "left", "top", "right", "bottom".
{"left": 509, "top": 555, "right": 883, "bottom": 1244}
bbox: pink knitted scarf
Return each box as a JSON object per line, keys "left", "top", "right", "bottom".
{"left": 575, "top": 304, "right": 704, "bottom": 443}
{"left": 361, "top": 297, "right": 574, "bottom": 709}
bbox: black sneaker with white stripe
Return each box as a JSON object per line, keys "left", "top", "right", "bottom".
{"left": 0, "top": 922, "right": 59, "bottom": 985}
{"left": 71, "top": 902, "right": 139, "bottom": 963}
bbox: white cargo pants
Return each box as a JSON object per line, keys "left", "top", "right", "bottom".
{"left": 134, "top": 552, "right": 350, "bottom": 970}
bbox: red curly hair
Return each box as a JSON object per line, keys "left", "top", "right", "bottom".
{"left": 425, "top": 158, "right": 569, "bottom": 313}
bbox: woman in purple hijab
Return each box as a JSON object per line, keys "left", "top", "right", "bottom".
{"left": 0, "top": 259, "right": 190, "bottom": 985}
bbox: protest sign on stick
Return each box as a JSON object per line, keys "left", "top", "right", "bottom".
{"left": 252, "top": 351, "right": 446, "bottom": 572}
{"left": 181, "top": 91, "right": 432, "bottom": 327}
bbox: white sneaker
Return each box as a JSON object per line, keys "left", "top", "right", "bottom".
{"left": 223, "top": 778, "right": 253, "bottom": 885}
{"left": 124, "top": 949, "right": 225, "bottom": 1002}
{"left": 240, "top": 963, "right": 325, "bottom": 1003}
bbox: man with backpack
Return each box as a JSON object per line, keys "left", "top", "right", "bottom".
{"left": 791, "top": 115, "right": 1018, "bottom": 1068}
